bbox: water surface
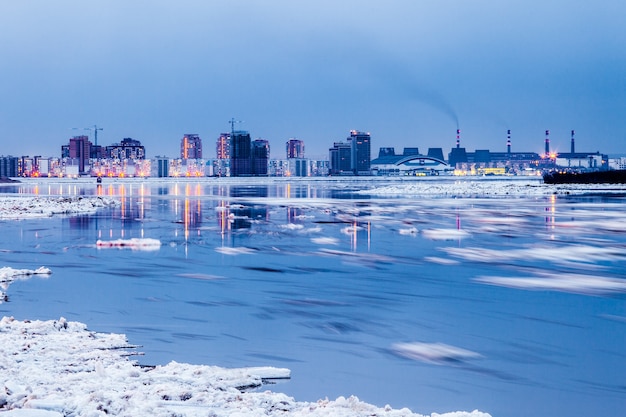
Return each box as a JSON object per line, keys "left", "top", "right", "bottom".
{"left": 1, "top": 178, "right": 624, "bottom": 417}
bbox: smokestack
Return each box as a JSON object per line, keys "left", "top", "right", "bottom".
{"left": 571, "top": 130, "right": 575, "bottom": 154}
{"left": 545, "top": 130, "right": 550, "bottom": 156}
{"left": 507, "top": 129, "right": 511, "bottom": 154}
{"left": 456, "top": 129, "right": 460, "bottom": 149}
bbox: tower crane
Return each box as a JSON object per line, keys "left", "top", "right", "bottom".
{"left": 71, "top": 125, "right": 104, "bottom": 146}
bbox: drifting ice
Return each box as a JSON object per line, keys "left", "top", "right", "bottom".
{"left": 96, "top": 238, "right": 161, "bottom": 250}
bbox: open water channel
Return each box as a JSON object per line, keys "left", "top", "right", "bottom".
{"left": 1, "top": 177, "right": 625, "bottom": 416}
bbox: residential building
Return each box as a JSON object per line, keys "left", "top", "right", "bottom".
{"left": 62, "top": 135, "right": 92, "bottom": 174}
{"left": 216, "top": 133, "right": 230, "bottom": 160}
{"left": 252, "top": 139, "right": 270, "bottom": 176}
{"left": 286, "top": 139, "right": 305, "bottom": 159}
{"left": 230, "top": 131, "right": 252, "bottom": 176}
{"left": 180, "top": 134, "right": 202, "bottom": 160}
{"left": 0, "top": 156, "right": 19, "bottom": 177}
{"left": 106, "top": 138, "right": 145, "bottom": 160}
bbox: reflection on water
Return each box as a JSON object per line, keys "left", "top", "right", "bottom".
{"left": 1, "top": 179, "right": 625, "bottom": 417}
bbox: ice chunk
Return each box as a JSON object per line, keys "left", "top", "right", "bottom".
{"left": 96, "top": 238, "right": 161, "bottom": 251}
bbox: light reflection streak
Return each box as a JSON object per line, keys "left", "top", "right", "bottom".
{"left": 546, "top": 194, "right": 556, "bottom": 237}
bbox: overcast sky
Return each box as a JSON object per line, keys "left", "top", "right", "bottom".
{"left": 1, "top": 0, "right": 624, "bottom": 159}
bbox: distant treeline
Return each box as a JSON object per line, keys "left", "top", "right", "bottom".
{"left": 543, "top": 170, "right": 626, "bottom": 184}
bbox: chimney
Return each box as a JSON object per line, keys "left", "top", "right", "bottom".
{"left": 545, "top": 130, "right": 550, "bottom": 156}
{"left": 456, "top": 129, "right": 460, "bottom": 149}
{"left": 507, "top": 129, "right": 511, "bottom": 154}
{"left": 571, "top": 130, "right": 575, "bottom": 154}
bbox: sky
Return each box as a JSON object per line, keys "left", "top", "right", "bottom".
{"left": 0, "top": 0, "right": 625, "bottom": 159}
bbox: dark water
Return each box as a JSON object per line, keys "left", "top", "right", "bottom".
{"left": 1, "top": 178, "right": 625, "bottom": 417}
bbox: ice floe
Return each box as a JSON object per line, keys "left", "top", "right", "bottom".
{"left": 0, "top": 316, "right": 491, "bottom": 417}
{"left": 95, "top": 238, "right": 161, "bottom": 251}
{"left": 0, "top": 196, "right": 119, "bottom": 219}
{"left": 0, "top": 267, "right": 51, "bottom": 304}
{"left": 391, "top": 342, "right": 482, "bottom": 365}
{"left": 422, "top": 228, "right": 470, "bottom": 240}
{"left": 311, "top": 237, "right": 340, "bottom": 245}
{"left": 398, "top": 227, "right": 418, "bottom": 236}
{"left": 444, "top": 243, "right": 625, "bottom": 266}
{"left": 475, "top": 272, "right": 626, "bottom": 295}
{"left": 215, "top": 246, "right": 257, "bottom": 255}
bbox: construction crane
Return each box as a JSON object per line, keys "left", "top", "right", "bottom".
{"left": 229, "top": 118, "right": 242, "bottom": 136}
{"left": 71, "top": 125, "right": 104, "bottom": 146}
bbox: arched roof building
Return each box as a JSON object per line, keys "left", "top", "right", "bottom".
{"left": 370, "top": 148, "right": 448, "bottom": 176}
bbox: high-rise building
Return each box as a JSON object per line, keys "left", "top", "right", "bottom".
{"left": 252, "top": 139, "right": 270, "bottom": 176}
{"left": 181, "top": 134, "right": 202, "bottom": 160}
{"left": 349, "top": 130, "right": 371, "bottom": 175}
{"left": 62, "top": 135, "right": 92, "bottom": 174}
{"left": 230, "top": 131, "right": 252, "bottom": 176}
{"left": 0, "top": 156, "right": 18, "bottom": 177}
{"left": 286, "top": 139, "right": 305, "bottom": 159}
{"left": 216, "top": 133, "right": 231, "bottom": 159}
{"left": 329, "top": 142, "right": 352, "bottom": 175}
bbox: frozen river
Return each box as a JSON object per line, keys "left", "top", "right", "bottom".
{"left": 1, "top": 177, "right": 625, "bottom": 416}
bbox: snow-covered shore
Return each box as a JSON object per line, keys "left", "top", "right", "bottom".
{"left": 0, "top": 315, "right": 490, "bottom": 417}
{"left": 356, "top": 178, "right": 626, "bottom": 197}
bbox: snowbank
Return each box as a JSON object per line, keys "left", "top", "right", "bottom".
{"left": 0, "top": 196, "right": 119, "bottom": 219}
{"left": 0, "top": 316, "right": 491, "bottom": 417}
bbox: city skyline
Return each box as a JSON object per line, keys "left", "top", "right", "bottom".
{"left": 5, "top": 124, "right": 620, "bottom": 161}
{"left": 1, "top": 1, "right": 625, "bottom": 158}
